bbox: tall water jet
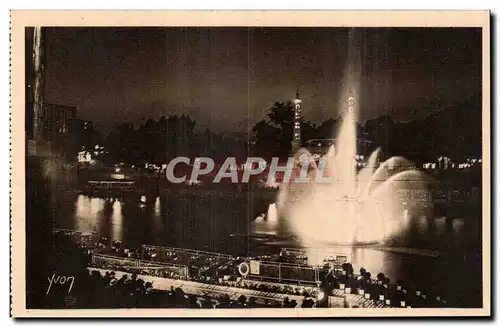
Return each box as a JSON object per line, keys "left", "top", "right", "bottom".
{"left": 274, "top": 114, "right": 431, "bottom": 246}
{"left": 263, "top": 28, "right": 432, "bottom": 247}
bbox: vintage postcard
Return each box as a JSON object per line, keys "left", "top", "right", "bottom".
{"left": 10, "top": 10, "right": 490, "bottom": 318}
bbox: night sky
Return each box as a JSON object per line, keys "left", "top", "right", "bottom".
{"left": 30, "top": 27, "right": 481, "bottom": 133}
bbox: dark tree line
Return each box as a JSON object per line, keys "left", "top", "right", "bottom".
{"left": 252, "top": 98, "right": 482, "bottom": 164}
{"left": 74, "top": 115, "right": 249, "bottom": 166}
{"left": 252, "top": 101, "right": 317, "bottom": 157}
{"left": 72, "top": 97, "right": 481, "bottom": 166}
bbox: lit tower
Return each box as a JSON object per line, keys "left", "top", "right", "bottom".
{"left": 291, "top": 89, "right": 302, "bottom": 151}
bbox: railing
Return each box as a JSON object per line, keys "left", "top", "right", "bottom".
{"left": 92, "top": 253, "right": 138, "bottom": 267}
{"left": 53, "top": 228, "right": 95, "bottom": 234}
{"left": 246, "top": 260, "right": 320, "bottom": 285}
{"left": 53, "top": 228, "right": 100, "bottom": 248}
{"left": 87, "top": 181, "right": 136, "bottom": 189}
{"left": 280, "top": 247, "right": 353, "bottom": 267}
{"left": 142, "top": 244, "right": 234, "bottom": 260}
{"left": 91, "top": 253, "right": 188, "bottom": 278}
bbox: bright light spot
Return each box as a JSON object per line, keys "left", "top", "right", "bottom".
{"left": 187, "top": 180, "right": 202, "bottom": 186}
{"left": 264, "top": 180, "right": 280, "bottom": 189}
{"left": 110, "top": 173, "right": 125, "bottom": 180}
{"left": 271, "top": 86, "right": 430, "bottom": 247}
{"left": 317, "top": 291, "right": 325, "bottom": 301}
{"left": 267, "top": 203, "right": 278, "bottom": 222}
{"left": 154, "top": 197, "right": 161, "bottom": 215}
{"left": 112, "top": 201, "right": 123, "bottom": 242}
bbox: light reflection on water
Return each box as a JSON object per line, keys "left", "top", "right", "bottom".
{"left": 252, "top": 208, "right": 472, "bottom": 286}
{"left": 253, "top": 212, "right": 466, "bottom": 245}
{"left": 64, "top": 193, "right": 480, "bottom": 305}
{"left": 112, "top": 200, "right": 123, "bottom": 243}
{"left": 72, "top": 194, "right": 468, "bottom": 251}
{"left": 251, "top": 203, "right": 279, "bottom": 236}
{"left": 75, "top": 195, "right": 105, "bottom": 233}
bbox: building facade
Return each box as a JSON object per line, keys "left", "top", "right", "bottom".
{"left": 40, "top": 103, "right": 77, "bottom": 143}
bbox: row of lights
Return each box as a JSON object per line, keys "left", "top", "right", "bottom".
{"left": 422, "top": 157, "right": 482, "bottom": 170}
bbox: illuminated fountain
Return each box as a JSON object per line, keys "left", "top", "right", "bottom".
{"left": 253, "top": 28, "right": 432, "bottom": 248}
{"left": 272, "top": 90, "right": 432, "bottom": 247}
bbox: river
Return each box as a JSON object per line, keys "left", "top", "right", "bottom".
{"left": 48, "top": 188, "right": 483, "bottom": 308}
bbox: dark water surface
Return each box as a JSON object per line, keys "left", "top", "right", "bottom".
{"left": 50, "top": 188, "right": 482, "bottom": 307}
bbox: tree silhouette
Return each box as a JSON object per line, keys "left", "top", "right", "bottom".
{"left": 103, "top": 115, "right": 196, "bottom": 165}
{"left": 315, "top": 118, "right": 339, "bottom": 140}
{"left": 252, "top": 101, "right": 317, "bottom": 155}
{"left": 96, "top": 96, "right": 481, "bottom": 166}
{"left": 252, "top": 119, "right": 280, "bottom": 155}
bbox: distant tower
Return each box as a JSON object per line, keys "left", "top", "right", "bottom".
{"left": 291, "top": 89, "right": 302, "bottom": 151}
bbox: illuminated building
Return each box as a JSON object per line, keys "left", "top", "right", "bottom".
{"left": 77, "top": 151, "right": 92, "bottom": 163}
{"left": 40, "top": 103, "right": 77, "bottom": 143}
{"left": 78, "top": 144, "right": 105, "bottom": 165}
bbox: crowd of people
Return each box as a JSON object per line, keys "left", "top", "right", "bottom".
{"left": 56, "top": 269, "right": 323, "bottom": 309}
{"left": 319, "top": 263, "right": 448, "bottom": 308}
{"left": 87, "top": 261, "right": 318, "bottom": 300}
{"left": 225, "top": 280, "right": 320, "bottom": 302}
{"left": 56, "top": 229, "right": 448, "bottom": 309}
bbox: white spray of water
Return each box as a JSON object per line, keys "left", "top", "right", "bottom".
{"left": 275, "top": 108, "right": 431, "bottom": 246}
{"left": 256, "top": 28, "right": 431, "bottom": 247}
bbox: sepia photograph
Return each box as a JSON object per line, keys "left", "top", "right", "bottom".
{"left": 10, "top": 10, "right": 490, "bottom": 317}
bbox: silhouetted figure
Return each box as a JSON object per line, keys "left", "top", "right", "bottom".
{"left": 301, "top": 297, "right": 314, "bottom": 308}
